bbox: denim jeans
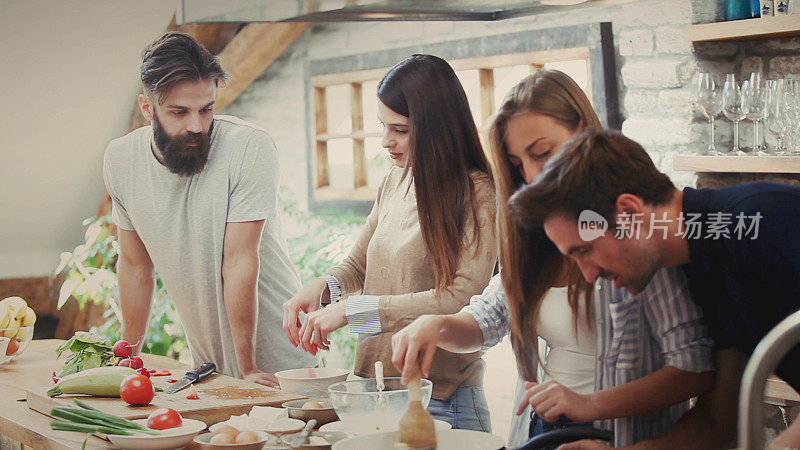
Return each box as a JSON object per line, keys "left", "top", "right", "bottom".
{"left": 426, "top": 385, "right": 492, "bottom": 432}
{"left": 528, "top": 413, "right": 592, "bottom": 450}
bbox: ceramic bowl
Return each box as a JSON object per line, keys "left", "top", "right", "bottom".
{"left": 331, "top": 429, "right": 505, "bottom": 450}
{"left": 105, "top": 418, "right": 207, "bottom": 450}
{"left": 193, "top": 430, "right": 270, "bottom": 450}
{"left": 281, "top": 398, "right": 339, "bottom": 426}
{"left": 274, "top": 367, "right": 349, "bottom": 398}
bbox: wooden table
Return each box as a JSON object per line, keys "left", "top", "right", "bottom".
{"left": 0, "top": 339, "right": 299, "bottom": 449}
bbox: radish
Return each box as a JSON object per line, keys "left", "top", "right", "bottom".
{"left": 112, "top": 340, "right": 132, "bottom": 358}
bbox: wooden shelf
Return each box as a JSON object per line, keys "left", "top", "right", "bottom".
{"left": 673, "top": 155, "right": 800, "bottom": 173}
{"left": 684, "top": 15, "right": 800, "bottom": 42}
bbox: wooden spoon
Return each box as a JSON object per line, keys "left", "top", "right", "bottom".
{"left": 398, "top": 364, "right": 437, "bottom": 449}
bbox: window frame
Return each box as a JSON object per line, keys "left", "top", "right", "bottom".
{"left": 305, "top": 22, "right": 619, "bottom": 214}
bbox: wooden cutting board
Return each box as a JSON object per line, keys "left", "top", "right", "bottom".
{"left": 26, "top": 369, "right": 306, "bottom": 425}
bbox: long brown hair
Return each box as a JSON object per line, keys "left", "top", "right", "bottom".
{"left": 486, "top": 70, "right": 600, "bottom": 381}
{"left": 377, "top": 54, "right": 492, "bottom": 291}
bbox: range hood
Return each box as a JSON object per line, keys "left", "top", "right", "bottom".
{"left": 176, "top": 0, "right": 635, "bottom": 23}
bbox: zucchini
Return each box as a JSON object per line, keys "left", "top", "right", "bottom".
{"left": 47, "top": 366, "right": 138, "bottom": 397}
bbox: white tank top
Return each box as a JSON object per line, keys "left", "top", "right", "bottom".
{"left": 536, "top": 287, "right": 595, "bottom": 394}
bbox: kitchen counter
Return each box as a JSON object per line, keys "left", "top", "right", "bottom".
{"left": 0, "top": 339, "right": 303, "bottom": 449}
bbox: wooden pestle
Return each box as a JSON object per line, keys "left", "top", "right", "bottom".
{"left": 398, "top": 364, "right": 437, "bottom": 449}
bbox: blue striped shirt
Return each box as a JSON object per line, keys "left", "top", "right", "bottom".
{"left": 594, "top": 266, "right": 714, "bottom": 447}
{"left": 462, "top": 268, "right": 714, "bottom": 447}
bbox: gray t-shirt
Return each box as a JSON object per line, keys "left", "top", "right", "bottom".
{"left": 103, "top": 115, "right": 316, "bottom": 377}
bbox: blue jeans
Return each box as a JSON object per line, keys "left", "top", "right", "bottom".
{"left": 427, "top": 385, "right": 492, "bottom": 432}
{"left": 529, "top": 413, "right": 592, "bottom": 450}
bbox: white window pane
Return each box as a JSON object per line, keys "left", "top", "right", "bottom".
{"left": 493, "top": 65, "right": 531, "bottom": 112}
{"left": 544, "top": 59, "right": 590, "bottom": 102}
{"left": 362, "top": 80, "right": 382, "bottom": 133}
{"left": 365, "top": 137, "right": 392, "bottom": 188}
{"left": 326, "top": 84, "right": 352, "bottom": 135}
{"left": 455, "top": 69, "right": 482, "bottom": 129}
{"left": 327, "top": 139, "right": 354, "bottom": 189}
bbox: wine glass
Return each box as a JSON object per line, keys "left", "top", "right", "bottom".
{"left": 765, "top": 79, "right": 788, "bottom": 155}
{"left": 695, "top": 73, "right": 723, "bottom": 156}
{"left": 722, "top": 74, "right": 748, "bottom": 156}
{"left": 743, "top": 73, "right": 767, "bottom": 155}
{"left": 784, "top": 79, "right": 800, "bottom": 155}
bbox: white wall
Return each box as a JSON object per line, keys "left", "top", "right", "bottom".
{"left": 0, "top": 0, "right": 177, "bottom": 278}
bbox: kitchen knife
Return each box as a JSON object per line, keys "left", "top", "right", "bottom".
{"left": 164, "top": 362, "right": 216, "bottom": 394}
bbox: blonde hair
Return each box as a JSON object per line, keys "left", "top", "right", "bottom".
{"left": 487, "top": 70, "right": 601, "bottom": 382}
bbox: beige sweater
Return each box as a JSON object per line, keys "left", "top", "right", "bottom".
{"left": 327, "top": 166, "right": 497, "bottom": 400}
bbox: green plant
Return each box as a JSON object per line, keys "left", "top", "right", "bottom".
{"left": 54, "top": 215, "right": 186, "bottom": 359}
{"left": 281, "top": 194, "right": 364, "bottom": 370}
{"left": 55, "top": 195, "right": 366, "bottom": 370}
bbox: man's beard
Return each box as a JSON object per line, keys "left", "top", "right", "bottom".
{"left": 152, "top": 111, "right": 212, "bottom": 177}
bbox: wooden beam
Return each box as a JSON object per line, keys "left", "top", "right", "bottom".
{"left": 351, "top": 83, "right": 367, "bottom": 189}
{"left": 314, "top": 87, "right": 330, "bottom": 188}
{"left": 215, "top": 22, "right": 310, "bottom": 111}
{"left": 479, "top": 69, "right": 495, "bottom": 127}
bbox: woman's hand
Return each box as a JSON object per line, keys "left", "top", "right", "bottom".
{"left": 283, "top": 278, "right": 328, "bottom": 347}
{"left": 517, "top": 380, "right": 602, "bottom": 423}
{"left": 298, "top": 300, "right": 348, "bottom": 355}
{"left": 556, "top": 440, "right": 615, "bottom": 449}
{"left": 390, "top": 315, "right": 445, "bottom": 383}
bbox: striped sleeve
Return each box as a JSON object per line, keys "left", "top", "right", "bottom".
{"left": 641, "top": 267, "right": 715, "bottom": 373}
{"left": 345, "top": 295, "right": 382, "bottom": 335}
{"left": 461, "top": 273, "right": 510, "bottom": 351}
{"left": 320, "top": 274, "right": 343, "bottom": 304}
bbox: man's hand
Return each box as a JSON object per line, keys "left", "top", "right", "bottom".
{"left": 298, "top": 300, "right": 347, "bottom": 355}
{"left": 517, "top": 380, "right": 601, "bottom": 423}
{"left": 557, "top": 440, "right": 615, "bottom": 450}
{"left": 242, "top": 369, "right": 280, "bottom": 389}
{"left": 283, "top": 278, "right": 328, "bottom": 347}
{"left": 391, "top": 315, "right": 444, "bottom": 383}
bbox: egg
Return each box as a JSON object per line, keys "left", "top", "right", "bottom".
{"left": 212, "top": 424, "right": 239, "bottom": 438}
{"left": 209, "top": 433, "right": 235, "bottom": 444}
{"left": 235, "top": 431, "right": 259, "bottom": 444}
{"left": 301, "top": 400, "right": 324, "bottom": 409}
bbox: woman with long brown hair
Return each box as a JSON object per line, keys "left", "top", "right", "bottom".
{"left": 282, "top": 54, "right": 497, "bottom": 431}
{"left": 391, "top": 70, "right": 598, "bottom": 446}
{"left": 393, "top": 70, "right": 714, "bottom": 448}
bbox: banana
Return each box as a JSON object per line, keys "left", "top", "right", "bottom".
{"left": 47, "top": 366, "right": 138, "bottom": 397}
{"left": 2, "top": 317, "right": 20, "bottom": 338}
{"left": 0, "top": 296, "right": 27, "bottom": 312}
{"left": 20, "top": 307, "right": 36, "bottom": 327}
{"left": 0, "top": 304, "right": 10, "bottom": 329}
{"left": 14, "top": 326, "right": 29, "bottom": 342}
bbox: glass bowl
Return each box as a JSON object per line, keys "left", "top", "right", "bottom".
{"left": 0, "top": 325, "right": 33, "bottom": 362}
{"left": 327, "top": 377, "right": 433, "bottom": 434}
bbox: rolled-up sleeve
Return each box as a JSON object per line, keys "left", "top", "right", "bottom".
{"left": 461, "top": 273, "right": 510, "bottom": 351}
{"left": 346, "top": 295, "right": 382, "bottom": 335}
{"left": 642, "top": 267, "right": 715, "bottom": 373}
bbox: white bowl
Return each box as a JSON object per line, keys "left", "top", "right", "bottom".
{"left": 331, "top": 429, "right": 505, "bottom": 450}
{"left": 274, "top": 367, "right": 349, "bottom": 398}
{"left": 106, "top": 418, "right": 207, "bottom": 450}
{"left": 319, "top": 418, "right": 451, "bottom": 435}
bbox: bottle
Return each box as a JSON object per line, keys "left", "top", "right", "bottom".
{"left": 726, "top": 0, "right": 752, "bottom": 19}
{"left": 761, "top": 0, "right": 775, "bottom": 16}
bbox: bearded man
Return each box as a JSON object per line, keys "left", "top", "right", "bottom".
{"left": 102, "top": 31, "right": 315, "bottom": 386}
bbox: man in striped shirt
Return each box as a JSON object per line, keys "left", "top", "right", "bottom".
{"left": 511, "top": 128, "right": 800, "bottom": 448}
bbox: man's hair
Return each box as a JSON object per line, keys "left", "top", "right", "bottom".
{"left": 140, "top": 31, "right": 229, "bottom": 102}
{"left": 509, "top": 128, "right": 675, "bottom": 230}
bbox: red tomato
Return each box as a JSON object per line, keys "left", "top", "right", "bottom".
{"left": 120, "top": 374, "right": 155, "bottom": 406}
{"left": 147, "top": 408, "right": 183, "bottom": 430}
